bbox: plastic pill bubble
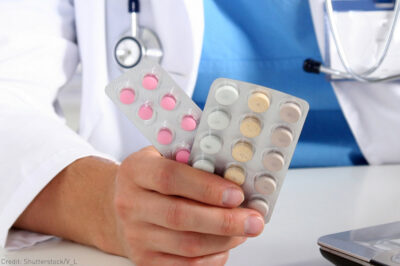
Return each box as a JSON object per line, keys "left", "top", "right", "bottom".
{"left": 199, "top": 135, "right": 222, "bottom": 154}
{"left": 224, "top": 166, "right": 246, "bottom": 185}
{"left": 248, "top": 92, "right": 270, "bottom": 113}
{"left": 215, "top": 85, "right": 239, "bottom": 105}
{"left": 160, "top": 94, "right": 176, "bottom": 110}
{"left": 240, "top": 116, "right": 262, "bottom": 138}
{"left": 207, "top": 110, "right": 230, "bottom": 130}
{"left": 175, "top": 149, "right": 190, "bottom": 164}
{"left": 247, "top": 198, "right": 269, "bottom": 217}
{"left": 280, "top": 102, "right": 302, "bottom": 123}
{"left": 142, "top": 74, "right": 158, "bottom": 90}
{"left": 157, "top": 128, "right": 173, "bottom": 145}
{"left": 262, "top": 152, "right": 284, "bottom": 172}
{"left": 254, "top": 175, "right": 277, "bottom": 195}
{"left": 271, "top": 127, "right": 293, "bottom": 147}
{"left": 119, "top": 88, "right": 136, "bottom": 104}
{"left": 193, "top": 159, "right": 215, "bottom": 173}
{"left": 138, "top": 104, "right": 153, "bottom": 120}
{"left": 232, "top": 142, "right": 253, "bottom": 162}
{"left": 181, "top": 115, "right": 197, "bottom": 131}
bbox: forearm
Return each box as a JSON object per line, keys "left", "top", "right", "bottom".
{"left": 13, "top": 156, "right": 123, "bottom": 255}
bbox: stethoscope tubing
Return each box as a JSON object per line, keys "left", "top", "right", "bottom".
{"left": 304, "top": 0, "right": 400, "bottom": 83}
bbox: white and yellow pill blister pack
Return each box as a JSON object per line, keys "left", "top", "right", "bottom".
{"left": 189, "top": 78, "right": 309, "bottom": 223}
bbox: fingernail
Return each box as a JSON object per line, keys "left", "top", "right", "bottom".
{"left": 244, "top": 215, "right": 264, "bottom": 235}
{"left": 222, "top": 188, "right": 244, "bottom": 207}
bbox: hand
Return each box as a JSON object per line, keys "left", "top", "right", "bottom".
{"left": 112, "top": 146, "right": 265, "bottom": 266}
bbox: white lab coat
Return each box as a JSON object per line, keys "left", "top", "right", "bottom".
{"left": 309, "top": 0, "right": 400, "bottom": 165}
{"left": 0, "top": 0, "right": 204, "bottom": 249}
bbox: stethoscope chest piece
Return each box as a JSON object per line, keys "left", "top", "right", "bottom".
{"left": 115, "top": 28, "right": 162, "bottom": 69}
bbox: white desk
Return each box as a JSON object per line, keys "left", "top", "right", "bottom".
{"left": 1, "top": 165, "right": 400, "bottom": 266}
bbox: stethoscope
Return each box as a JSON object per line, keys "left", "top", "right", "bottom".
{"left": 303, "top": 0, "right": 400, "bottom": 83}
{"left": 114, "top": 0, "right": 163, "bottom": 70}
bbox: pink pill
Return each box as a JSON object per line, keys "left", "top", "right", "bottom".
{"left": 142, "top": 74, "right": 158, "bottom": 90}
{"left": 119, "top": 88, "right": 135, "bottom": 104}
{"left": 175, "top": 149, "right": 190, "bottom": 164}
{"left": 157, "top": 128, "right": 173, "bottom": 145}
{"left": 181, "top": 115, "right": 197, "bottom": 131}
{"left": 160, "top": 94, "right": 176, "bottom": 110}
{"left": 138, "top": 104, "right": 153, "bottom": 120}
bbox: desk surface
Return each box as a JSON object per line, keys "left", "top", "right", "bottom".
{"left": 1, "top": 165, "right": 400, "bottom": 266}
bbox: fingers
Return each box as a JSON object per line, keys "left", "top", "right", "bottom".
{"left": 127, "top": 147, "right": 245, "bottom": 208}
{"left": 143, "top": 223, "right": 246, "bottom": 257}
{"left": 138, "top": 251, "right": 229, "bottom": 266}
{"left": 133, "top": 189, "right": 265, "bottom": 237}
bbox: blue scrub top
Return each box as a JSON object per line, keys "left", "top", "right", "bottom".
{"left": 192, "top": 0, "right": 367, "bottom": 168}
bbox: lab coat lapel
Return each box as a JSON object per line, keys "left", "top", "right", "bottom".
{"left": 74, "top": 0, "right": 109, "bottom": 139}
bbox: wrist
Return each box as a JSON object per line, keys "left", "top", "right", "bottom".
{"left": 90, "top": 159, "right": 125, "bottom": 256}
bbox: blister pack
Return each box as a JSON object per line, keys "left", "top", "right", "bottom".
{"left": 189, "top": 78, "right": 309, "bottom": 222}
{"left": 105, "top": 59, "right": 202, "bottom": 163}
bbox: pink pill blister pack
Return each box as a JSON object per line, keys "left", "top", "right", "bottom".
{"left": 105, "top": 59, "right": 201, "bottom": 163}
{"left": 189, "top": 78, "right": 309, "bottom": 222}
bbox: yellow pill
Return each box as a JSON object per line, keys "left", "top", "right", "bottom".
{"left": 248, "top": 92, "right": 270, "bottom": 113}
{"left": 240, "top": 116, "right": 262, "bottom": 138}
{"left": 232, "top": 142, "right": 253, "bottom": 162}
{"left": 224, "top": 166, "right": 246, "bottom": 185}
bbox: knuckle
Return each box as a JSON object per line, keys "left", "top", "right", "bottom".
{"left": 126, "top": 232, "right": 139, "bottom": 245}
{"left": 113, "top": 195, "right": 129, "bottom": 220}
{"left": 165, "top": 201, "right": 185, "bottom": 229}
{"left": 202, "top": 182, "right": 217, "bottom": 203}
{"left": 156, "top": 162, "right": 176, "bottom": 194}
{"left": 179, "top": 233, "right": 203, "bottom": 257}
{"left": 114, "top": 193, "right": 141, "bottom": 221}
{"left": 123, "top": 148, "right": 152, "bottom": 177}
{"left": 220, "top": 212, "right": 235, "bottom": 235}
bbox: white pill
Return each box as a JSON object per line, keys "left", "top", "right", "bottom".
{"left": 193, "top": 159, "right": 215, "bottom": 173}
{"left": 207, "top": 110, "right": 230, "bottom": 130}
{"left": 254, "top": 175, "right": 277, "bottom": 195}
{"left": 280, "top": 102, "right": 302, "bottom": 123}
{"left": 270, "top": 127, "right": 293, "bottom": 147}
{"left": 247, "top": 199, "right": 269, "bottom": 217}
{"left": 199, "top": 135, "right": 222, "bottom": 154}
{"left": 262, "top": 152, "right": 284, "bottom": 172}
{"left": 215, "top": 85, "right": 239, "bottom": 105}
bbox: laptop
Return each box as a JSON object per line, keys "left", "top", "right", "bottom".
{"left": 318, "top": 221, "right": 400, "bottom": 265}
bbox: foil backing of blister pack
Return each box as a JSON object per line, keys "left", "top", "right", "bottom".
{"left": 105, "top": 59, "right": 202, "bottom": 161}
{"left": 189, "top": 78, "right": 309, "bottom": 223}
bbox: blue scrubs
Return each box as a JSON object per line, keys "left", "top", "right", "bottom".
{"left": 192, "top": 0, "right": 367, "bottom": 168}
